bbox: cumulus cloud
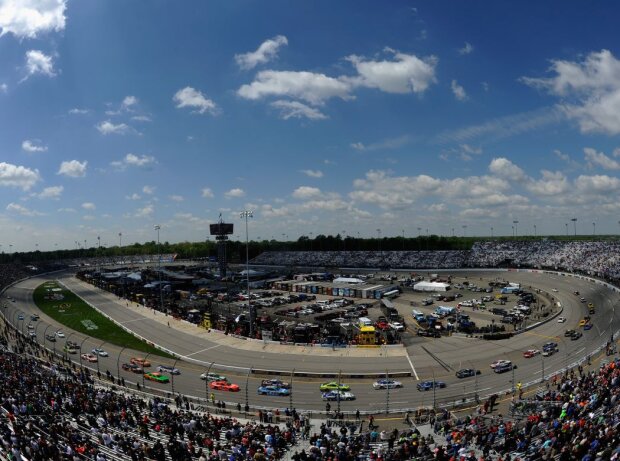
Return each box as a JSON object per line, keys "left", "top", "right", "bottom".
{"left": 68, "top": 108, "right": 89, "bottom": 115}
{"left": 125, "top": 193, "right": 141, "bottom": 200}
{"left": 270, "top": 100, "right": 327, "bottom": 120}
{"left": 300, "top": 169, "right": 324, "bottom": 178}
{"left": 96, "top": 120, "right": 132, "bottom": 135}
{"left": 0, "top": 162, "right": 40, "bottom": 190}
{"left": 1, "top": 83, "right": 7, "bottom": 92}
{"left": 224, "top": 188, "right": 245, "bottom": 198}
{"left": 21, "top": 50, "right": 56, "bottom": 81}
{"left": 173, "top": 87, "right": 219, "bottom": 115}
{"left": 142, "top": 185, "right": 155, "bottom": 195}
{"left": 346, "top": 49, "right": 438, "bottom": 94}
{"left": 81, "top": 202, "right": 96, "bottom": 210}
{"left": 235, "top": 35, "right": 288, "bottom": 70}
{"left": 0, "top": 0, "right": 67, "bottom": 39}
{"left": 6, "top": 202, "right": 43, "bottom": 216}
{"left": 21, "top": 139, "right": 47, "bottom": 152}
{"left": 238, "top": 70, "right": 353, "bottom": 106}
{"left": 488, "top": 157, "right": 528, "bottom": 182}
{"left": 133, "top": 204, "right": 154, "bottom": 218}
{"left": 122, "top": 95, "right": 138, "bottom": 109}
{"left": 292, "top": 186, "right": 322, "bottom": 199}
{"left": 36, "top": 185, "right": 63, "bottom": 199}
{"left": 57, "top": 160, "right": 87, "bottom": 177}
{"left": 169, "top": 195, "right": 184, "bottom": 202}
{"left": 201, "top": 187, "right": 214, "bottom": 198}
{"left": 111, "top": 153, "right": 156, "bottom": 170}
{"left": 522, "top": 49, "right": 620, "bottom": 135}
{"left": 451, "top": 79, "right": 467, "bottom": 101}
{"left": 584, "top": 147, "right": 620, "bottom": 170}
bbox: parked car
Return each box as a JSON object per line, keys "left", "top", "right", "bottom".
{"left": 372, "top": 379, "right": 403, "bottom": 389}
{"left": 144, "top": 372, "right": 170, "bottom": 383}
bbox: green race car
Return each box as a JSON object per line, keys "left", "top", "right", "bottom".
{"left": 144, "top": 372, "right": 170, "bottom": 383}
{"left": 319, "top": 381, "right": 350, "bottom": 392}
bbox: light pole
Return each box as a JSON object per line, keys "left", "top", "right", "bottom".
{"left": 571, "top": 218, "right": 577, "bottom": 236}
{"left": 342, "top": 230, "right": 346, "bottom": 251}
{"left": 592, "top": 222, "right": 595, "bottom": 236}
{"left": 534, "top": 224, "right": 537, "bottom": 237}
{"left": 240, "top": 211, "right": 254, "bottom": 338}
{"left": 462, "top": 225, "right": 467, "bottom": 237}
{"left": 154, "top": 225, "right": 164, "bottom": 313}
{"left": 377, "top": 229, "right": 381, "bottom": 257}
{"left": 565, "top": 223, "right": 568, "bottom": 236}
{"left": 490, "top": 227, "right": 494, "bottom": 238}
{"left": 513, "top": 220, "right": 519, "bottom": 237}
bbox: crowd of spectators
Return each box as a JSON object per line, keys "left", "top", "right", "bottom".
{"left": 251, "top": 240, "right": 620, "bottom": 284}
{"left": 0, "top": 342, "right": 299, "bottom": 460}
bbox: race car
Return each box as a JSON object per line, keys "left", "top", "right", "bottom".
{"left": 122, "top": 363, "right": 143, "bottom": 373}
{"left": 209, "top": 380, "right": 240, "bottom": 392}
{"left": 260, "top": 379, "right": 290, "bottom": 388}
{"left": 319, "top": 381, "right": 350, "bottom": 392}
{"left": 321, "top": 390, "right": 356, "bottom": 401}
{"left": 455, "top": 368, "right": 481, "bottom": 379}
{"left": 157, "top": 365, "right": 181, "bottom": 375}
{"left": 144, "top": 372, "right": 170, "bottom": 383}
{"left": 81, "top": 353, "right": 98, "bottom": 363}
{"left": 372, "top": 379, "right": 403, "bottom": 389}
{"left": 257, "top": 385, "right": 290, "bottom": 396}
{"left": 523, "top": 349, "right": 540, "bottom": 358}
{"left": 91, "top": 348, "right": 109, "bottom": 357}
{"left": 130, "top": 357, "right": 151, "bottom": 367}
{"left": 490, "top": 359, "right": 511, "bottom": 369}
{"left": 417, "top": 381, "right": 446, "bottom": 391}
{"left": 200, "top": 371, "right": 227, "bottom": 381}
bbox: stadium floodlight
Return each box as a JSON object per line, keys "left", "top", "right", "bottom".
{"left": 240, "top": 211, "right": 254, "bottom": 337}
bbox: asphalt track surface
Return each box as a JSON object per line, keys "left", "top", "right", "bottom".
{"left": 3, "top": 270, "right": 619, "bottom": 414}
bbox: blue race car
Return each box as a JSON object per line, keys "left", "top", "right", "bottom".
{"left": 257, "top": 385, "right": 290, "bottom": 396}
{"left": 321, "top": 390, "right": 356, "bottom": 401}
{"left": 416, "top": 380, "right": 446, "bottom": 391}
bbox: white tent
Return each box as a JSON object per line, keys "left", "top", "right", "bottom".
{"left": 333, "top": 277, "right": 365, "bottom": 284}
{"left": 413, "top": 281, "right": 450, "bottom": 292}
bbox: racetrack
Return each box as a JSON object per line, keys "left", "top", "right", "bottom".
{"left": 3, "top": 269, "right": 618, "bottom": 414}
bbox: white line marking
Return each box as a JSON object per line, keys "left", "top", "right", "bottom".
{"left": 185, "top": 344, "right": 221, "bottom": 357}
{"left": 406, "top": 353, "right": 419, "bottom": 380}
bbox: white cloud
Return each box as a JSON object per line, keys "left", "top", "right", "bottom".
{"left": 36, "top": 185, "right": 63, "bottom": 199}
{"left": 169, "top": 195, "right": 184, "bottom": 202}
{"left": 131, "top": 115, "right": 151, "bottom": 122}
{"left": 96, "top": 120, "right": 132, "bottom": 135}
{"left": 142, "top": 185, "right": 155, "bottom": 195}
{"left": 488, "top": 157, "right": 528, "bottom": 182}
{"left": 458, "top": 42, "right": 474, "bottom": 55}
{"left": 173, "top": 86, "right": 219, "bottom": 115}
{"left": 126, "top": 193, "right": 141, "bottom": 200}
{"left": 350, "top": 135, "right": 410, "bottom": 152}
{"left": 300, "top": 169, "right": 324, "bottom": 178}
{"left": 22, "top": 50, "right": 56, "bottom": 81}
{"left": 1, "top": 83, "right": 7, "bottom": 93}
{"left": 584, "top": 147, "right": 620, "bottom": 170}
{"left": 201, "top": 187, "right": 214, "bottom": 198}
{"left": 81, "top": 202, "right": 95, "bottom": 210}
{"left": 238, "top": 70, "right": 353, "bottom": 105}
{"left": 292, "top": 186, "right": 322, "bottom": 199}
{"left": 21, "top": 139, "right": 47, "bottom": 152}
{"left": 525, "top": 170, "right": 569, "bottom": 196}
{"left": 575, "top": 174, "right": 620, "bottom": 193}
{"left": 522, "top": 49, "right": 620, "bottom": 135}
{"left": 224, "top": 188, "right": 245, "bottom": 198}
{"left": 235, "top": 35, "right": 288, "bottom": 70}
{"left": 68, "top": 108, "right": 89, "bottom": 115}
{"left": 122, "top": 95, "right": 138, "bottom": 109}
{"left": 111, "top": 153, "right": 156, "bottom": 170}
{"left": 270, "top": 100, "right": 327, "bottom": 120}
{"left": 451, "top": 79, "right": 467, "bottom": 101}
{"left": 346, "top": 49, "right": 438, "bottom": 94}
{"left": 57, "top": 207, "right": 75, "bottom": 212}
{"left": 0, "top": 0, "right": 67, "bottom": 39}
{"left": 0, "top": 162, "right": 40, "bottom": 190}
{"left": 134, "top": 204, "right": 154, "bottom": 218}
{"left": 6, "top": 202, "right": 43, "bottom": 216}
{"left": 57, "top": 160, "right": 87, "bottom": 178}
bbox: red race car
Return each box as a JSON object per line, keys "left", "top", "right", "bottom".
{"left": 209, "top": 380, "right": 240, "bottom": 392}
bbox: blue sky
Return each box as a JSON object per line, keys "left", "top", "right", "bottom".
{"left": 2, "top": 0, "right": 620, "bottom": 251}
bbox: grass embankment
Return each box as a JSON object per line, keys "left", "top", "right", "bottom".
{"left": 34, "top": 281, "right": 171, "bottom": 357}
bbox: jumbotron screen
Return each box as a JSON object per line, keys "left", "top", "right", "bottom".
{"left": 210, "top": 223, "right": 234, "bottom": 235}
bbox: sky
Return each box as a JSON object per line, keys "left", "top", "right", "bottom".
{"left": 2, "top": 0, "right": 620, "bottom": 252}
